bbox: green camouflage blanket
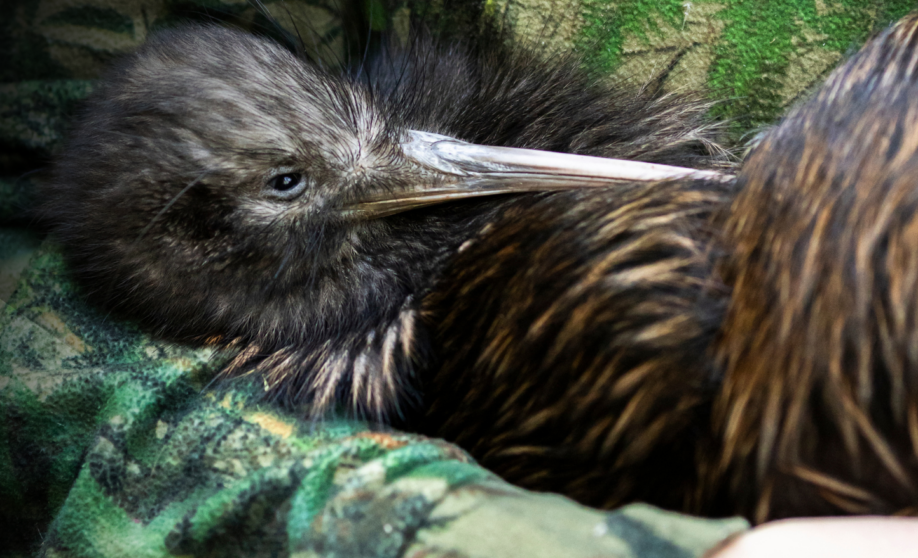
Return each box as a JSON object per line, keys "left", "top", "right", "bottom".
{"left": 1, "top": 1, "right": 912, "bottom": 556}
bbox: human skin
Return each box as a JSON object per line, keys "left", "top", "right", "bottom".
{"left": 708, "top": 518, "right": 918, "bottom": 558}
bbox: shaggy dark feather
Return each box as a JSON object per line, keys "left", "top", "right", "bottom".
{"left": 420, "top": 180, "right": 730, "bottom": 513}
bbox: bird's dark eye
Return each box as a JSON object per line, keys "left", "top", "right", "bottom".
{"left": 265, "top": 173, "right": 308, "bottom": 199}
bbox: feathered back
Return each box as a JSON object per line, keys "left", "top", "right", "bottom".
{"left": 715, "top": 13, "right": 918, "bottom": 521}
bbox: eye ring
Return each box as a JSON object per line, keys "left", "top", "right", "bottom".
{"left": 265, "top": 172, "right": 308, "bottom": 199}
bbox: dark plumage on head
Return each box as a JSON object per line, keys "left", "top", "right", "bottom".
{"left": 46, "top": 26, "right": 450, "bottom": 418}
{"left": 42, "top": 22, "right": 728, "bottom": 421}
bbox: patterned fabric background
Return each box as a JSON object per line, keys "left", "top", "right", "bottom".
{"left": 1, "top": 1, "right": 914, "bottom": 556}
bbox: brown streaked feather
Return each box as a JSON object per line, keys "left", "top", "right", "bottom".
{"left": 420, "top": 180, "right": 731, "bottom": 514}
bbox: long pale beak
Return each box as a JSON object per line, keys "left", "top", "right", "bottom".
{"left": 343, "top": 130, "right": 733, "bottom": 218}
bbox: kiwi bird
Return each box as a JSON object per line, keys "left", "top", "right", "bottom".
{"left": 420, "top": 15, "right": 918, "bottom": 522}
{"left": 42, "top": 22, "right": 726, "bottom": 424}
